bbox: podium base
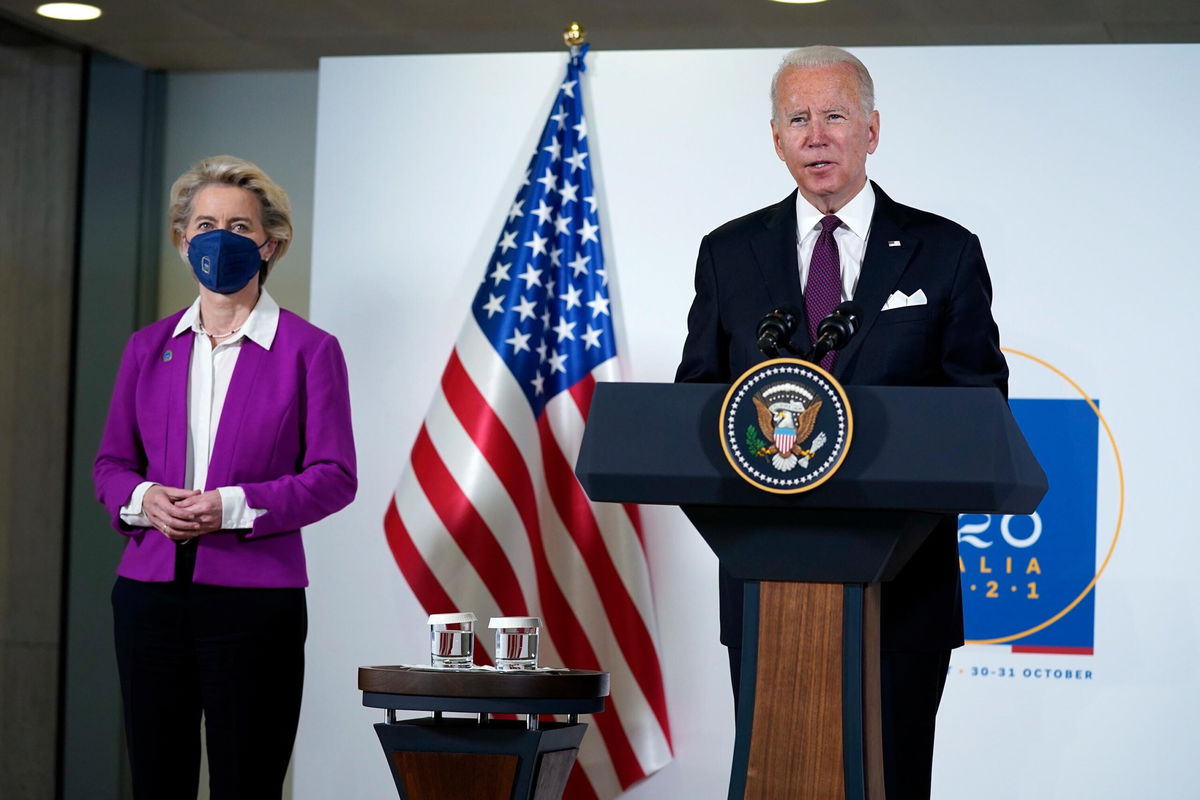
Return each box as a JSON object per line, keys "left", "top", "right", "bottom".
{"left": 730, "top": 581, "right": 884, "bottom": 800}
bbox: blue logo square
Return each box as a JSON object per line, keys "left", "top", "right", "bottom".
{"left": 959, "top": 398, "right": 1098, "bottom": 651}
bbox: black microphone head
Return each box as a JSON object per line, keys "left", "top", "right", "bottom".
{"left": 833, "top": 301, "right": 862, "bottom": 336}
{"left": 756, "top": 306, "right": 799, "bottom": 353}
{"left": 767, "top": 305, "right": 800, "bottom": 326}
{"left": 816, "top": 301, "right": 862, "bottom": 349}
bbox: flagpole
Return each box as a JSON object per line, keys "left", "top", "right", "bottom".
{"left": 562, "top": 21, "right": 587, "bottom": 58}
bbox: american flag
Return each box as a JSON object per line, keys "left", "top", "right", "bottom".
{"left": 383, "top": 45, "right": 672, "bottom": 799}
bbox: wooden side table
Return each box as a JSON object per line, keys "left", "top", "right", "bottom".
{"left": 359, "top": 666, "right": 610, "bottom": 800}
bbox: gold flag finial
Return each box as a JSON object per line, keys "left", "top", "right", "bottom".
{"left": 563, "top": 22, "right": 587, "bottom": 49}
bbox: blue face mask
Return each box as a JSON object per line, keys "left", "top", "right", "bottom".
{"left": 186, "top": 229, "right": 269, "bottom": 294}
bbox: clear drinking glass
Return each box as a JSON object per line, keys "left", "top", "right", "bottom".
{"left": 489, "top": 616, "right": 541, "bottom": 670}
{"left": 428, "top": 612, "right": 476, "bottom": 668}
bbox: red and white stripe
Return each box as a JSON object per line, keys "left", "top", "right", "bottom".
{"left": 384, "top": 319, "right": 673, "bottom": 798}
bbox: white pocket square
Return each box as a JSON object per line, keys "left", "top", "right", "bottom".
{"left": 882, "top": 289, "right": 927, "bottom": 311}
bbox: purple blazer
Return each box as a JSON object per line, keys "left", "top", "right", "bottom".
{"left": 94, "top": 307, "right": 357, "bottom": 588}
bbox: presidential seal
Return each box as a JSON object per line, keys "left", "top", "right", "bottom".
{"left": 719, "top": 358, "right": 853, "bottom": 494}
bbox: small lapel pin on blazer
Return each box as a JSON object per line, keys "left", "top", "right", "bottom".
{"left": 162, "top": 350, "right": 173, "bottom": 362}
{"left": 888, "top": 240, "right": 902, "bottom": 247}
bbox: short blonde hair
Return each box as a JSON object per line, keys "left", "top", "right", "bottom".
{"left": 168, "top": 155, "right": 293, "bottom": 280}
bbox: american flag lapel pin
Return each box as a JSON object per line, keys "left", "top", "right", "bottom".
{"left": 888, "top": 240, "right": 902, "bottom": 247}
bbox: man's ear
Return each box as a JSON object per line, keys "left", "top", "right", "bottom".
{"left": 770, "top": 118, "right": 786, "bottom": 161}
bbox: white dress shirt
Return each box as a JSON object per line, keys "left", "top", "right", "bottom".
{"left": 119, "top": 290, "right": 279, "bottom": 529}
{"left": 795, "top": 180, "right": 876, "bottom": 303}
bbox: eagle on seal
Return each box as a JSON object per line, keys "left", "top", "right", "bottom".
{"left": 752, "top": 386, "right": 826, "bottom": 472}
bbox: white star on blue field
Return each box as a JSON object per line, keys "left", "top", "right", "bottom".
{"left": 470, "top": 47, "right": 615, "bottom": 415}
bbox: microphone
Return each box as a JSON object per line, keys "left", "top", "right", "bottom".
{"left": 756, "top": 306, "right": 801, "bottom": 356}
{"left": 808, "top": 301, "right": 862, "bottom": 365}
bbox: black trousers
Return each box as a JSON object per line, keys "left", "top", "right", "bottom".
{"left": 112, "top": 545, "right": 307, "bottom": 800}
{"left": 728, "top": 646, "right": 951, "bottom": 800}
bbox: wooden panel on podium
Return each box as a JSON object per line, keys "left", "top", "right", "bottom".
{"left": 741, "top": 581, "right": 885, "bottom": 800}
{"left": 747, "top": 582, "right": 845, "bottom": 799}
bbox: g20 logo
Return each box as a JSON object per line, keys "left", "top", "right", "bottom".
{"left": 959, "top": 349, "right": 1123, "bottom": 654}
{"left": 959, "top": 512, "right": 1043, "bottom": 550}
{"left": 959, "top": 512, "right": 1045, "bottom": 605}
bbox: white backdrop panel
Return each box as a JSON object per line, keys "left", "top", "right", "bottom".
{"left": 301, "top": 45, "right": 1200, "bottom": 799}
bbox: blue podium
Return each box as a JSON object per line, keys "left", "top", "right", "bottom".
{"left": 575, "top": 383, "right": 1046, "bottom": 799}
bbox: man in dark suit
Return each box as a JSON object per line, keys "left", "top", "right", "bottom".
{"left": 675, "top": 46, "right": 1007, "bottom": 799}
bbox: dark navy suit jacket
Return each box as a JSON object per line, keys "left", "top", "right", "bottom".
{"left": 676, "top": 181, "right": 1008, "bottom": 651}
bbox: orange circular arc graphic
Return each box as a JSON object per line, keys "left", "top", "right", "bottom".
{"left": 965, "top": 347, "right": 1125, "bottom": 646}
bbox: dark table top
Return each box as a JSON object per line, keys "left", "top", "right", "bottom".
{"left": 358, "top": 666, "right": 610, "bottom": 715}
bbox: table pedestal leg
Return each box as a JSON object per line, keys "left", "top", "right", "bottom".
{"left": 374, "top": 718, "right": 588, "bottom": 800}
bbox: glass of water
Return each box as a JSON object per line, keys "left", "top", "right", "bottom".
{"left": 489, "top": 616, "right": 541, "bottom": 670}
{"left": 428, "top": 612, "right": 476, "bottom": 669}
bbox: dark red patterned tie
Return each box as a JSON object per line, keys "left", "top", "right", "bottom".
{"left": 805, "top": 214, "right": 843, "bottom": 371}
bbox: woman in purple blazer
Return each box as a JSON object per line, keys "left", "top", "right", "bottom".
{"left": 94, "top": 155, "right": 356, "bottom": 799}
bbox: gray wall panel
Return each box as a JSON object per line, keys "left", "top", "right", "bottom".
{"left": 0, "top": 29, "right": 81, "bottom": 800}
{"left": 62, "top": 51, "right": 164, "bottom": 800}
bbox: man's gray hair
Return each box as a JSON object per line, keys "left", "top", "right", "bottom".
{"left": 770, "top": 45, "right": 875, "bottom": 120}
